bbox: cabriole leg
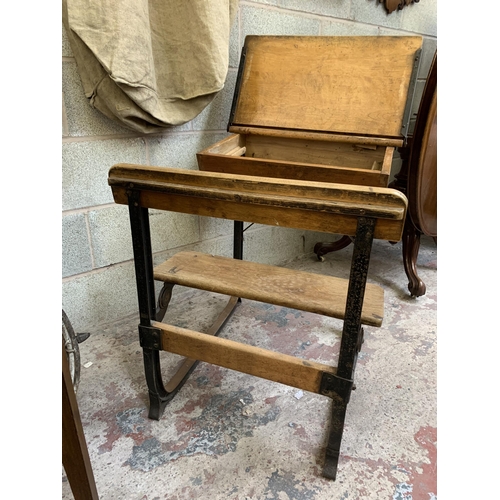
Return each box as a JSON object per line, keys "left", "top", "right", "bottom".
{"left": 402, "top": 218, "right": 426, "bottom": 297}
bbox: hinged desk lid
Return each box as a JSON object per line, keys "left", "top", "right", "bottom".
{"left": 229, "top": 36, "right": 422, "bottom": 144}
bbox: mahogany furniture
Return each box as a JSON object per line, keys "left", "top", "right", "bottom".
{"left": 62, "top": 340, "right": 99, "bottom": 500}
{"left": 390, "top": 53, "right": 437, "bottom": 296}
{"left": 108, "top": 164, "right": 407, "bottom": 480}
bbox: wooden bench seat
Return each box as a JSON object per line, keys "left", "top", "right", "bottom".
{"left": 154, "top": 251, "right": 384, "bottom": 327}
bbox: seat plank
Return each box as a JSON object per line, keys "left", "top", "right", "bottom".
{"left": 154, "top": 251, "right": 384, "bottom": 327}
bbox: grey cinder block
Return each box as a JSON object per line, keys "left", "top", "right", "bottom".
{"left": 62, "top": 213, "right": 93, "bottom": 277}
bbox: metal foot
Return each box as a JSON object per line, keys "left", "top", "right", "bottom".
{"left": 323, "top": 395, "right": 348, "bottom": 480}
{"left": 323, "top": 450, "right": 340, "bottom": 481}
{"left": 147, "top": 390, "right": 172, "bottom": 421}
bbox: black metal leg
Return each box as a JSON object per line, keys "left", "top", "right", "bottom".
{"left": 323, "top": 394, "right": 348, "bottom": 480}
{"left": 128, "top": 192, "right": 171, "bottom": 419}
{"left": 234, "top": 220, "right": 244, "bottom": 260}
{"left": 233, "top": 220, "right": 244, "bottom": 305}
{"left": 323, "top": 217, "right": 376, "bottom": 479}
{"left": 336, "top": 217, "right": 376, "bottom": 380}
{"left": 143, "top": 348, "right": 171, "bottom": 419}
{"left": 156, "top": 283, "right": 175, "bottom": 322}
{"left": 128, "top": 194, "right": 244, "bottom": 420}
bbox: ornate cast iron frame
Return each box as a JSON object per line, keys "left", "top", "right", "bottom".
{"left": 127, "top": 184, "right": 376, "bottom": 479}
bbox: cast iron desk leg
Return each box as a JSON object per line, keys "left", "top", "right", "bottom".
{"left": 128, "top": 192, "right": 243, "bottom": 420}
{"left": 127, "top": 194, "right": 171, "bottom": 419}
{"left": 323, "top": 217, "right": 375, "bottom": 480}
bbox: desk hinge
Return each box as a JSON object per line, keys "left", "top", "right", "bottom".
{"left": 228, "top": 44, "right": 247, "bottom": 130}
{"left": 400, "top": 48, "right": 422, "bottom": 144}
{"left": 320, "top": 372, "right": 354, "bottom": 403}
{"left": 139, "top": 325, "right": 162, "bottom": 350}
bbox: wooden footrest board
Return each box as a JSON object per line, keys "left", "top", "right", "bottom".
{"left": 152, "top": 320, "right": 336, "bottom": 394}
{"left": 154, "top": 251, "right": 384, "bottom": 327}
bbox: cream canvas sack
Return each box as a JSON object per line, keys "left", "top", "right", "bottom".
{"left": 63, "top": 0, "right": 238, "bottom": 133}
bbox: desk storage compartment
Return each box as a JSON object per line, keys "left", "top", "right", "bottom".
{"left": 197, "top": 35, "right": 422, "bottom": 188}
{"left": 197, "top": 132, "right": 394, "bottom": 187}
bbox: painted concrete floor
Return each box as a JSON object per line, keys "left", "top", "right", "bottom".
{"left": 63, "top": 236, "right": 437, "bottom": 500}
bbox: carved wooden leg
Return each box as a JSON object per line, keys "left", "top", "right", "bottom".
{"left": 402, "top": 218, "right": 426, "bottom": 297}
{"left": 314, "top": 235, "right": 353, "bottom": 260}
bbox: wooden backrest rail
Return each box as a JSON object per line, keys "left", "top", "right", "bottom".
{"left": 109, "top": 164, "right": 406, "bottom": 206}
{"left": 118, "top": 180, "right": 403, "bottom": 220}
{"left": 109, "top": 164, "right": 408, "bottom": 241}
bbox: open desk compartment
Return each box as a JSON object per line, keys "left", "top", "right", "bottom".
{"left": 197, "top": 35, "right": 422, "bottom": 188}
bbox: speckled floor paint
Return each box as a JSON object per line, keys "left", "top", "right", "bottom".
{"left": 63, "top": 236, "right": 437, "bottom": 500}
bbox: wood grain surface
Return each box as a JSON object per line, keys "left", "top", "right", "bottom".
{"left": 154, "top": 251, "right": 384, "bottom": 326}
{"left": 232, "top": 36, "right": 422, "bottom": 138}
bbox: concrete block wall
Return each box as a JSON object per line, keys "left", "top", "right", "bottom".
{"left": 62, "top": 0, "right": 437, "bottom": 331}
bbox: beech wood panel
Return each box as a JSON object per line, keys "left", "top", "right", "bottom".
{"left": 132, "top": 190, "right": 403, "bottom": 239}
{"left": 227, "top": 126, "right": 404, "bottom": 147}
{"left": 197, "top": 135, "right": 393, "bottom": 187}
{"left": 381, "top": 146, "right": 395, "bottom": 178}
{"left": 154, "top": 251, "right": 384, "bottom": 326}
{"left": 244, "top": 135, "right": 387, "bottom": 169}
{"left": 109, "top": 164, "right": 405, "bottom": 207}
{"left": 202, "top": 133, "right": 244, "bottom": 154}
{"left": 232, "top": 36, "right": 422, "bottom": 138}
{"left": 152, "top": 320, "right": 336, "bottom": 394}
{"left": 198, "top": 153, "right": 389, "bottom": 187}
